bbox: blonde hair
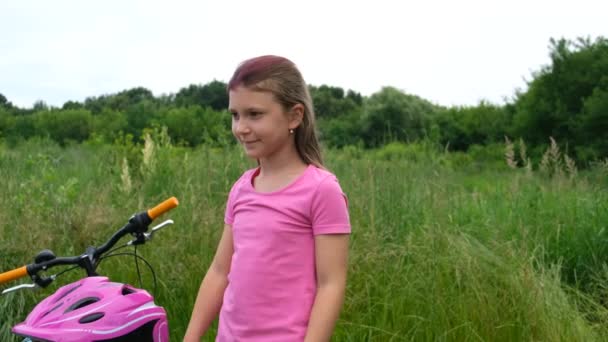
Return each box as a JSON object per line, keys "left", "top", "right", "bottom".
{"left": 228, "top": 55, "right": 324, "bottom": 167}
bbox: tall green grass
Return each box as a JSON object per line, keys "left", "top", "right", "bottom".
{"left": 1, "top": 138, "right": 607, "bottom": 341}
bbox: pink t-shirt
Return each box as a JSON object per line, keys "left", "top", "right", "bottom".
{"left": 217, "top": 164, "right": 351, "bottom": 341}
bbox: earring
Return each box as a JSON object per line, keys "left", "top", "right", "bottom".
{"left": 289, "top": 129, "right": 294, "bottom": 134}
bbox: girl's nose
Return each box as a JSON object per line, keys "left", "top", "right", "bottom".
{"left": 234, "top": 119, "right": 250, "bottom": 135}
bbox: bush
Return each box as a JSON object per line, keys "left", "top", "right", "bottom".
{"left": 374, "top": 142, "right": 436, "bottom": 162}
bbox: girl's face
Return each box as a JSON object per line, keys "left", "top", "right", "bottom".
{"left": 228, "top": 86, "right": 301, "bottom": 161}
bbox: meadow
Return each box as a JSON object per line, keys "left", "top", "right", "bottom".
{"left": 0, "top": 135, "right": 607, "bottom": 341}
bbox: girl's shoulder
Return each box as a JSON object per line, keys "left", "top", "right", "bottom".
{"left": 295, "top": 165, "right": 347, "bottom": 200}
{"left": 306, "top": 164, "right": 340, "bottom": 185}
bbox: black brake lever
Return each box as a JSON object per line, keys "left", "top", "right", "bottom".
{"left": 127, "top": 220, "right": 174, "bottom": 246}
{"left": 32, "top": 274, "right": 54, "bottom": 288}
{"left": 129, "top": 232, "right": 147, "bottom": 246}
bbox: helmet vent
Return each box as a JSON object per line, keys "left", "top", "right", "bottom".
{"left": 64, "top": 297, "right": 100, "bottom": 313}
{"left": 53, "top": 284, "right": 82, "bottom": 303}
{"left": 79, "top": 312, "right": 105, "bottom": 324}
{"left": 121, "top": 286, "right": 136, "bottom": 296}
{"left": 41, "top": 301, "right": 63, "bottom": 318}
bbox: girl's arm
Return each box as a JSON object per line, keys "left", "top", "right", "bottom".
{"left": 184, "top": 224, "right": 234, "bottom": 342}
{"left": 304, "top": 233, "right": 350, "bottom": 342}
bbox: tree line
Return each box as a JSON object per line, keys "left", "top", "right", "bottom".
{"left": 0, "top": 36, "right": 606, "bottom": 164}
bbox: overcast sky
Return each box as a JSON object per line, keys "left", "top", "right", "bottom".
{"left": 0, "top": 0, "right": 605, "bottom": 109}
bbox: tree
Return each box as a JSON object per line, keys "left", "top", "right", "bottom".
{"left": 0, "top": 93, "right": 13, "bottom": 109}
{"left": 361, "top": 87, "right": 438, "bottom": 147}
{"left": 174, "top": 80, "right": 228, "bottom": 111}
{"left": 62, "top": 100, "right": 84, "bottom": 110}
{"left": 346, "top": 89, "right": 363, "bottom": 106}
{"left": 124, "top": 100, "right": 158, "bottom": 140}
{"left": 93, "top": 109, "right": 128, "bottom": 142}
{"left": 14, "top": 115, "right": 37, "bottom": 139}
{"left": 33, "top": 100, "right": 49, "bottom": 111}
{"left": 35, "top": 109, "right": 93, "bottom": 144}
{"left": 83, "top": 87, "right": 157, "bottom": 114}
{"left": 121, "top": 87, "right": 155, "bottom": 104}
{"left": 309, "top": 85, "right": 361, "bottom": 119}
{"left": 318, "top": 110, "right": 364, "bottom": 148}
{"left": 575, "top": 87, "right": 608, "bottom": 160}
{"left": 436, "top": 101, "right": 511, "bottom": 151}
{"left": 0, "top": 107, "right": 15, "bottom": 139}
{"left": 164, "top": 107, "right": 204, "bottom": 146}
{"left": 513, "top": 36, "right": 608, "bottom": 160}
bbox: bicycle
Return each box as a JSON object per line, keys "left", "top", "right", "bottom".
{"left": 0, "top": 197, "right": 179, "bottom": 342}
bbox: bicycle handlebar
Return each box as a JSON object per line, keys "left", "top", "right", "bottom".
{"left": 0, "top": 267, "right": 28, "bottom": 285}
{"left": 0, "top": 197, "right": 179, "bottom": 287}
{"left": 148, "top": 197, "right": 179, "bottom": 220}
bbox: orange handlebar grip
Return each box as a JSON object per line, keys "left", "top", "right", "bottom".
{"left": 0, "top": 266, "right": 29, "bottom": 285}
{"left": 147, "top": 197, "right": 179, "bottom": 220}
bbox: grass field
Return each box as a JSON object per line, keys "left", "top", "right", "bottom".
{"left": 1, "top": 137, "right": 607, "bottom": 341}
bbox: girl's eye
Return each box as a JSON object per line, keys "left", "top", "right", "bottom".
{"left": 250, "top": 111, "right": 261, "bottom": 117}
{"left": 230, "top": 112, "right": 239, "bottom": 119}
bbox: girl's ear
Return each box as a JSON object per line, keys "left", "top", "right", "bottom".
{"left": 288, "top": 103, "right": 304, "bottom": 130}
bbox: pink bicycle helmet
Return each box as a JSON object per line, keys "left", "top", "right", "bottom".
{"left": 12, "top": 276, "right": 168, "bottom": 342}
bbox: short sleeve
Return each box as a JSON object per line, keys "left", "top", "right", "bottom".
{"left": 311, "top": 175, "right": 351, "bottom": 235}
{"left": 224, "top": 179, "right": 240, "bottom": 225}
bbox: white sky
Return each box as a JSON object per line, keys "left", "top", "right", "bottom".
{"left": 0, "top": 0, "right": 606, "bottom": 108}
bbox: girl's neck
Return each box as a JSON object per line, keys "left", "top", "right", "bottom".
{"left": 258, "top": 145, "right": 307, "bottom": 178}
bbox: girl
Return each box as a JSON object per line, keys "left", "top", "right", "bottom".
{"left": 184, "top": 55, "right": 351, "bottom": 342}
